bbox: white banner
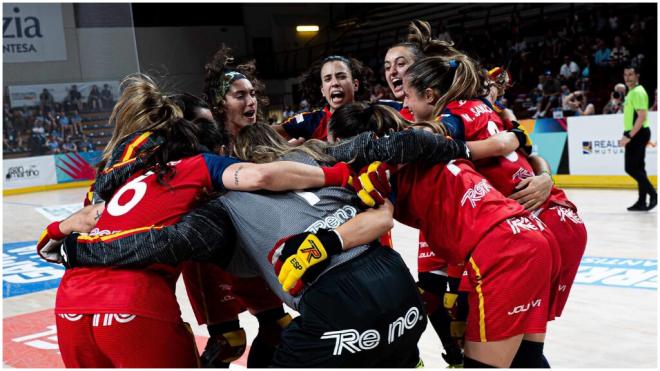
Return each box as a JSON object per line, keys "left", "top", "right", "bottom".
{"left": 3, "top": 155, "right": 57, "bottom": 190}
{"left": 8, "top": 81, "right": 120, "bottom": 108}
{"left": 3, "top": 3, "right": 67, "bottom": 63}
{"left": 567, "top": 113, "right": 657, "bottom": 175}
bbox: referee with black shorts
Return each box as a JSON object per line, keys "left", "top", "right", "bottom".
{"left": 619, "top": 66, "right": 657, "bottom": 211}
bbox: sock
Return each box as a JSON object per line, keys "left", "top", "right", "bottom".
{"left": 510, "top": 339, "right": 545, "bottom": 368}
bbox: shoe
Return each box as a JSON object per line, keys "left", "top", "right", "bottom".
{"left": 627, "top": 201, "right": 648, "bottom": 211}
{"left": 532, "top": 111, "right": 540, "bottom": 119}
{"left": 647, "top": 194, "right": 657, "bottom": 211}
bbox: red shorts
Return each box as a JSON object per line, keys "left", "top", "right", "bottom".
{"left": 460, "top": 217, "right": 555, "bottom": 342}
{"left": 538, "top": 205, "right": 587, "bottom": 317}
{"left": 182, "top": 262, "right": 282, "bottom": 325}
{"left": 417, "top": 231, "right": 448, "bottom": 273}
{"left": 56, "top": 313, "right": 199, "bottom": 367}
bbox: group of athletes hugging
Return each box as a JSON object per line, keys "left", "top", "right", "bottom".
{"left": 36, "top": 20, "right": 587, "bottom": 368}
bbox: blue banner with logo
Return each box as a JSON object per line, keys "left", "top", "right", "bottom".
{"left": 3, "top": 241, "right": 64, "bottom": 298}
{"left": 575, "top": 256, "right": 656, "bottom": 290}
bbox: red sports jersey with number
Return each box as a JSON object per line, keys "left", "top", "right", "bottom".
{"left": 445, "top": 99, "right": 538, "bottom": 197}
{"left": 446, "top": 99, "right": 577, "bottom": 210}
{"left": 56, "top": 154, "right": 238, "bottom": 322}
{"left": 394, "top": 159, "right": 526, "bottom": 264}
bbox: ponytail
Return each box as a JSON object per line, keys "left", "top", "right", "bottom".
{"left": 103, "top": 73, "right": 183, "bottom": 163}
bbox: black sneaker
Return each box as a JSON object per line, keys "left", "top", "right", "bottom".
{"left": 647, "top": 194, "right": 657, "bottom": 211}
{"left": 627, "top": 201, "right": 648, "bottom": 211}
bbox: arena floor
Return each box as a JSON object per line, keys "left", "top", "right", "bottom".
{"left": 3, "top": 186, "right": 657, "bottom": 368}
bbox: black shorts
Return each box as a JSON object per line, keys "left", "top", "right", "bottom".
{"left": 271, "top": 246, "right": 427, "bottom": 368}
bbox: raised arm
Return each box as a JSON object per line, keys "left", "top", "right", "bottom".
{"left": 326, "top": 129, "right": 470, "bottom": 170}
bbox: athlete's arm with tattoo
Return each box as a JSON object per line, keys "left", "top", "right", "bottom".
{"left": 509, "top": 154, "right": 553, "bottom": 210}
{"left": 222, "top": 161, "right": 349, "bottom": 192}
{"left": 327, "top": 129, "right": 470, "bottom": 170}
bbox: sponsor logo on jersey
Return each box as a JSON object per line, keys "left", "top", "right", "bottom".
{"left": 507, "top": 298, "right": 542, "bottom": 315}
{"left": 321, "top": 306, "right": 423, "bottom": 355}
{"left": 550, "top": 206, "right": 584, "bottom": 224}
{"left": 506, "top": 215, "right": 546, "bottom": 234}
{"left": 461, "top": 179, "right": 492, "bottom": 208}
{"left": 305, "top": 205, "right": 358, "bottom": 233}
{"left": 511, "top": 167, "right": 534, "bottom": 181}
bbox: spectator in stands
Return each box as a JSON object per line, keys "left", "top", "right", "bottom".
{"left": 70, "top": 110, "right": 82, "bottom": 135}
{"left": 3, "top": 115, "right": 21, "bottom": 152}
{"left": 609, "top": 36, "right": 630, "bottom": 67}
{"left": 58, "top": 111, "right": 73, "bottom": 137}
{"left": 46, "top": 135, "right": 61, "bottom": 154}
{"left": 578, "top": 54, "right": 591, "bottom": 91}
{"left": 101, "top": 84, "right": 114, "bottom": 110}
{"left": 298, "top": 99, "right": 310, "bottom": 112}
{"left": 533, "top": 70, "right": 561, "bottom": 118}
{"left": 619, "top": 66, "right": 656, "bottom": 211}
{"left": 282, "top": 105, "right": 294, "bottom": 119}
{"left": 563, "top": 90, "right": 595, "bottom": 116}
{"left": 62, "top": 136, "right": 77, "bottom": 153}
{"left": 436, "top": 21, "right": 452, "bottom": 43}
{"left": 77, "top": 134, "right": 95, "bottom": 152}
{"left": 67, "top": 84, "right": 83, "bottom": 112}
{"left": 30, "top": 120, "right": 47, "bottom": 156}
{"left": 87, "top": 85, "right": 102, "bottom": 112}
{"left": 603, "top": 83, "right": 627, "bottom": 114}
{"left": 559, "top": 55, "right": 580, "bottom": 87}
{"left": 593, "top": 38, "right": 611, "bottom": 67}
{"left": 40, "top": 88, "right": 55, "bottom": 113}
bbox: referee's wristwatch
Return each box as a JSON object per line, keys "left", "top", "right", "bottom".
{"left": 623, "top": 131, "right": 632, "bottom": 139}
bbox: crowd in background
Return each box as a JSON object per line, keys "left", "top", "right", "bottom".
{"left": 3, "top": 84, "right": 115, "bottom": 156}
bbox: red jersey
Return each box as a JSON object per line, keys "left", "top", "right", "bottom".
{"left": 56, "top": 154, "right": 239, "bottom": 322}
{"left": 281, "top": 106, "right": 331, "bottom": 140}
{"left": 445, "top": 99, "right": 536, "bottom": 197}
{"left": 394, "top": 159, "right": 526, "bottom": 264}
{"left": 399, "top": 106, "right": 414, "bottom": 121}
{"left": 445, "top": 99, "right": 576, "bottom": 210}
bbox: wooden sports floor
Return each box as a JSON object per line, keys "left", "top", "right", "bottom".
{"left": 3, "top": 187, "right": 657, "bottom": 368}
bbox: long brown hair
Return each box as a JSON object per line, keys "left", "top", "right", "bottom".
{"left": 329, "top": 101, "right": 449, "bottom": 138}
{"left": 202, "top": 45, "right": 269, "bottom": 133}
{"left": 233, "top": 123, "right": 335, "bottom": 164}
{"left": 103, "top": 73, "right": 183, "bottom": 163}
{"left": 329, "top": 102, "right": 408, "bottom": 139}
{"left": 405, "top": 54, "right": 488, "bottom": 118}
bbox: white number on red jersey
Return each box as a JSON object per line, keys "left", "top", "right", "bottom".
{"left": 106, "top": 172, "right": 154, "bottom": 216}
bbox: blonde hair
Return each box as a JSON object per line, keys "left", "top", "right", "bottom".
{"left": 233, "top": 123, "right": 334, "bottom": 164}
{"left": 102, "top": 73, "right": 183, "bottom": 162}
